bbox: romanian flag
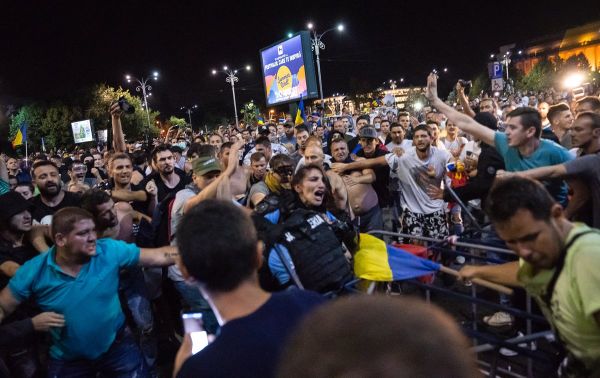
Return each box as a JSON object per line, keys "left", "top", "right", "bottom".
{"left": 294, "top": 99, "right": 305, "bottom": 126}
{"left": 12, "top": 122, "right": 27, "bottom": 149}
{"left": 353, "top": 234, "right": 440, "bottom": 281}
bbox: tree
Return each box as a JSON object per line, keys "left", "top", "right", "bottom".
{"left": 86, "top": 84, "right": 160, "bottom": 140}
{"left": 469, "top": 72, "right": 489, "bottom": 98}
{"left": 240, "top": 100, "right": 260, "bottom": 126}
{"left": 9, "top": 104, "right": 46, "bottom": 154}
{"left": 41, "top": 103, "right": 84, "bottom": 151}
{"left": 516, "top": 58, "right": 556, "bottom": 92}
{"left": 168, "top": 116, "right": 187, "bottom": 128}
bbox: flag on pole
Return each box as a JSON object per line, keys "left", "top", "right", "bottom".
{"left": 294, "top": 99, "right": 305, "bottom": 126}
{"left": 353, "top": 234, "right": 440, "bottom": 281}
{"left": 12, "top": 122, "right": 28, "bottom": 149}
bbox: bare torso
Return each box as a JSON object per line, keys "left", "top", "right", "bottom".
{"left": 341, "top": 170, "right": 378, "bottom": 216}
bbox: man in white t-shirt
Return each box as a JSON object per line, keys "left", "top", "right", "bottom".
{"left": 332, "top": 125, "right": 451, "bottom": 238}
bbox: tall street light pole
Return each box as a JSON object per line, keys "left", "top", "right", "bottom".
{"left": 180, "top": 105, "right": 198, "bottom": 131}
{"left": 212, "top": 65, "right": 251, "bottom": 129}
{"left": 125, "top": 71, "right": 159, "bottom": 139}
{"left": 307, "top": 22, "right": 344, "bottom": 110}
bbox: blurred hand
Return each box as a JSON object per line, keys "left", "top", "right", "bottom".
{"left": 109, "top": 102, "right": 122, "bottom": 118}
{"left": 391, "top": 147, "right": 405, "bottom": 157}
{"left": 458, "top": 265, "right": 485, "bottom": 283}
{"left": 32, "top": 312, "right": 65, "bottom": 331}
{"left": 145, "top": 179, "right": 158, "bottom": 197}
{"left": 426, "top": 184, "right": 444, "bottom": 200}
{"left": 331, "top": 163, "right": 348, "bottom": 174}
{"left": 426, "top": 73, "right": 439, "bottom": 102}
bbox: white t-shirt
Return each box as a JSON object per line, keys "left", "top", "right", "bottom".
{"left": 385, "top": 146, "right": 452, "bottom": 214}
{"left": 443, "top": 136, "right": 468, "bottom": 156}
{"left": 459, "top": 140, "right": 482, "bottom": 162}
{"left": 385, "top": 139, "right": 413, "bottom": 152}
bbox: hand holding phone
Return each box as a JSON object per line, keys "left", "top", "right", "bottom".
{"left": 182, "top": 312, "right": 209, "bottom": 354}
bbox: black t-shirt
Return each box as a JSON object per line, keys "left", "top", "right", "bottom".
{"left": 0, "top": 237, "right": 38, "bottom": 289}
{"left": 357, "top": 147, "right": 391, "bottom": 207}
{"left": 141, "top": 168, "right": 189, "bottom": 204}
{"left": 177, "top": 290, "right": 325, "bottom": 378}
{"left": 30, "top": 191, "right": 81, "bottom": 223}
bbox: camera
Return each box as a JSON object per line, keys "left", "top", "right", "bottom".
{"left": 118, "top": 96, "right": 135, "bottom": 114}
{"left": 458, "top": 79, "right": 472, "bottom": 95}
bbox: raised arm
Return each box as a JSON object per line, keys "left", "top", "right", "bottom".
{"left": 455, "top": 82, "right": 476, "bottom": 118}
{"left": 426, "top": 73, "right": 496, "bottom": 147}
{"left": 110, "top": 103, "right": 126, "bottom": 153}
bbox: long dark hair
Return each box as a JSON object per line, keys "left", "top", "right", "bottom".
{"left": 291, "top": 164, "right": 332, "bottom": 212}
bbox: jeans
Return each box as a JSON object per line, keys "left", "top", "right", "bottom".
{"left": 47, "top": 327, "right": 146, "bottom": 378}
{"left": 172, "top": 280, "right": 219, "bottom": 335}
{"left": 120, "top": 267, "right": 156, "bottom": 371}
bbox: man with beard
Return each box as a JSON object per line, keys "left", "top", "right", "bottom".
{"left": 0, "top": 207, "right": 179, "bottom": 377}
{"left": 290, "top": 124, "right": 311, "bottom": 167}
{"left": 30, "top": 160, "right": 81, "bottom": 225}
{"left": 329, "top": 138, "right": 380, "bottom": 231}
{"left": 140, "top": 145, "right": 189, "bottom": 215}
{"left": 333, "top": 125, "right": 451, "bottom": 238}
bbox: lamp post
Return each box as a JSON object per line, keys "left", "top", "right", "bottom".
{"left": 307, "top": 22, "right": 344, "bottom": 109}
{"left": 125, "top": 71, "right": 158, "bottom": 139}
{"left": 212, "top": 65, "right": 251, "bottom": 129}
{"left": 180, "top": 105, "right": 198, "bottom": 131}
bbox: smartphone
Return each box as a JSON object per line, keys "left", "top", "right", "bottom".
{"left": 182, "top": 312, "right": 209, "bottom": 354}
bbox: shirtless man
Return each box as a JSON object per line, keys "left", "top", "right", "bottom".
{"left": 218, "top": 142, "right": 247, "bottom": 200}
{"left": 303, "top": 143, "right": 349, "bottom": 216}
{"left": 330, "top": 138, "right": 382, "bottom": 232}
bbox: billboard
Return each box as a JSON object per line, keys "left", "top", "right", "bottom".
{"left": 260, "top": 31, "right": 318, "bottom": 106}
{"left": 71, "top": 119, "right": 94, "bottom": 144}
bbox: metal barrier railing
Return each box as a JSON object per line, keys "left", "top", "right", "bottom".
{"left": 366, "top": 230, "right": 552, "bottom": 378}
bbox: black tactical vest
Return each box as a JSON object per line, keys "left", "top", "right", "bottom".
{"left": 280, "top": 208, "right": 353, "bottom": 293}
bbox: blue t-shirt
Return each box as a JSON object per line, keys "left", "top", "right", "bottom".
{"left": 177, "top": 290, "right": 325, "bottom": 378}
{"left": 8, "top": 238, "right": 140, "bottom": 360}
{"left": 494, "top": 132, "right": 573, "bottom": 205}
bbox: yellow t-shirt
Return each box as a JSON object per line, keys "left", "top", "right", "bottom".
{"left": 518, "top": 223, "right": 600, "bottom": 369}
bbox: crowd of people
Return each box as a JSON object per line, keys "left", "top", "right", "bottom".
{"left": 0, "top": 75, "right": 599, "bottom": 377}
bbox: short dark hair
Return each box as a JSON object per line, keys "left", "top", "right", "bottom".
{"left": 51, "top": 207, "right": 95, "bottom": 240}
{"left": 188, "top": 143, "right": 215, "bottom": 158}
{"left": 269, "top": 154, "right": 294, "bottom": 171}
{"left": 278, "top": 296, "right": 477, "bottom": 378}
{"left": 31, "top": 160, "right": 59, "bottom": 179}
{"left": 151, "top": 144, "right": 172, "bottom": 163}
{"left": 250, "top": 152, "right": 266, "bottom": 163}
{"left": 576, "top": 111, "right": 600, "bottom": 130}
{"left": 486, "top": 177, "right": 555, "bottom": 224}
{"left": 108, "top": 152, "right": 132, "bottom": 171}
{"left": 397, "top": 111, "right": 410, "bottom": 118}
{"left": 547, "top": 103, "right": 571, "bottom": 123}
{"left": 356, "top": 114, "right": 370, "bottom": 123}
{"left": 80, "top": 189, "right": 112, "bottom": 217}
{"left": 413, "top": 124, "right": 432, "bottom": 137}
{"left": 219, "top": 141, "right": 234, "bottom": 152}
{"left": 390, "top": 122, "right": 403, "bottom": 131}
{"left": 176, "top": 200, "right": 258, "bottom": 292}
{"left": 255, "top": 136, "right": 271, "bottom": 148}
{"left": 15, "top": 181, "right": 34, "bottom": 192}
{"left": 507, "top": 107, "right": 542, "bottom": 138}
{"left": 295, "top": 124, "right": 310, "bottom": 134}
{"left": 577, "top": 96, "right": 600, "bottom": 111}
{"left": 426, "top": 120, "right": 439, "bottom": 128}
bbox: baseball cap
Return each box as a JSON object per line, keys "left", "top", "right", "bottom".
{"left": 0, "top": 192, "right": 34, "bottom": 223}
{"left": 192, "top": 156, "right": 222, "bottom": 176}
{"left": 358, "top": 126, "right": 378, "bottom": 139}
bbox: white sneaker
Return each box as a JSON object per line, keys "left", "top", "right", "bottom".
{"left": 499, "top": 332, "right": 528, "bottom": 356}
{"left": 483, "top": 311, "right": 514, "bottom": 327}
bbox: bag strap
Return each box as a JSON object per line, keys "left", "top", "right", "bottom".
{"left": 542, "top": 230, "right": 598, "bottom": 308}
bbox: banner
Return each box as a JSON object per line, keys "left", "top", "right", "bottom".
{"left": 71, "top": 120, "right": 94, "bottom": 144}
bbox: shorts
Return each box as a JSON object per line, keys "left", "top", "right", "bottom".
{"left": 402, "top": 208, "right": 448, "bottom": 239}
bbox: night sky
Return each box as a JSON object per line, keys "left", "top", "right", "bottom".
{"left": 1, "top": 1, "right": 598, "bottom": 122}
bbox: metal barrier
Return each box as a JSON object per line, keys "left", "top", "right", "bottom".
{"left": 366, "top": 230, "right": 554, "bottom": 378}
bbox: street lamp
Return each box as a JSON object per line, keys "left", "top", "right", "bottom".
{"left": 124, "top": 71, "right": 159, "bottom": 139}
{"left": 212, "top": 65, "right": 251, "bottom": 129}
{"left": 180, "top": 105, "right": 198, "bottom": 130}
{"left": 307, "top": 21, "right": 345, "bottom": 109}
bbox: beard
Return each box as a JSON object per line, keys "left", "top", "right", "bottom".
{"left": 39, "top": 182, "right": 61, "bottom": 197}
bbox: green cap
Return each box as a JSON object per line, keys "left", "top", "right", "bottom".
{"left": 192, "top": 156, "right": 222, "bottom": 176}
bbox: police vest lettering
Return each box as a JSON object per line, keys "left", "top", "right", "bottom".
{"left": 279, "top": 209, "right": 353, "bottom": 293}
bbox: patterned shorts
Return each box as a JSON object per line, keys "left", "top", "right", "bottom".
{"left": 402, "top": 209, "right": 448, "bottom": 239}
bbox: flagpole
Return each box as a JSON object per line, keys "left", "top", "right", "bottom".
{"left": 25, "top": 139, "right": 28, "bottom": 163}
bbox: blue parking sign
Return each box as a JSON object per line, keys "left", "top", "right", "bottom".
{"left": 488, "top": 62, "right": 503, "bottom": 79}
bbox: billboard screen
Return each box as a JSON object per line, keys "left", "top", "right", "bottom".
{"left": 260, "top": 31, "right": 318, "bottom": 106}
{"left": 71, "top": 119, "right": 94, "bottom": 144}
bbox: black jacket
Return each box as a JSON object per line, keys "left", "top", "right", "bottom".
{"left": 443, "top": 143, "right": 504, "bottom": 204}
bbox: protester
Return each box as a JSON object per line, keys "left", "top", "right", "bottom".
{"left": 173, "top": 200, "right": 324, "bottom": 377}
